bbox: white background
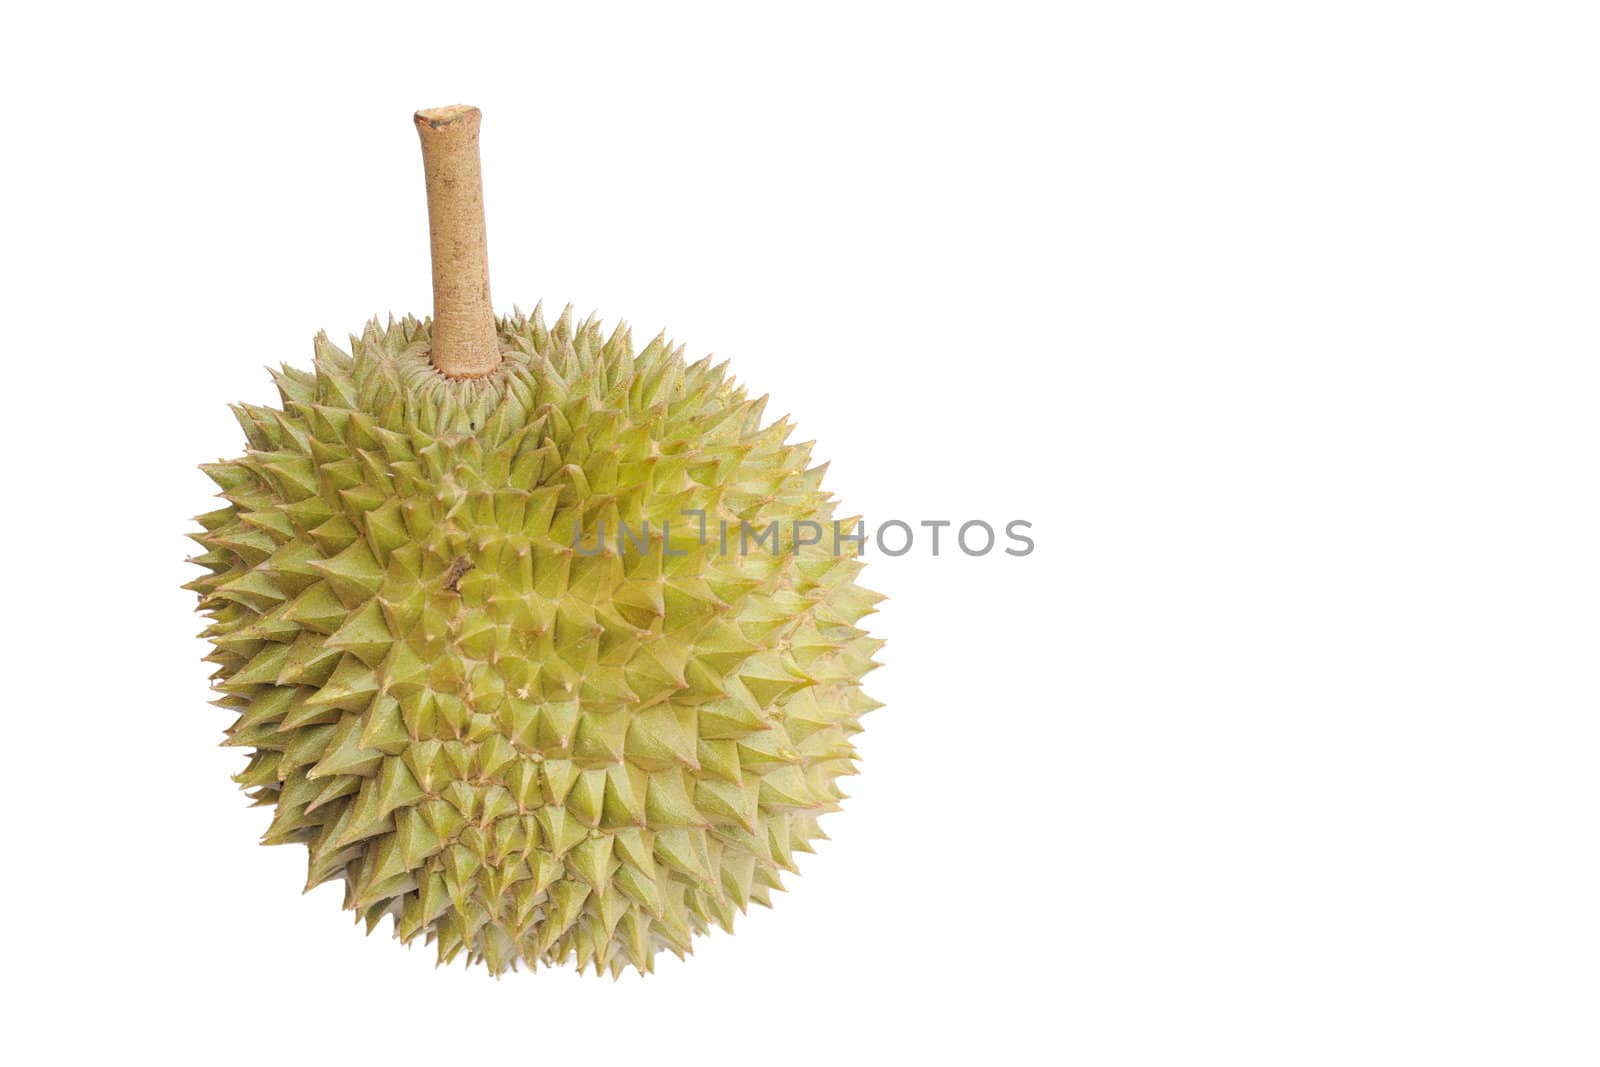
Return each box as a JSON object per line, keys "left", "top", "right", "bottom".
{"left": 3, "top": 3, "right": 1597, "bottom": 1063}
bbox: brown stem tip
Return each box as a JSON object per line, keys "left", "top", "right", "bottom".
{"left": 414, "top": 104, "right": 501, "bottom": 379}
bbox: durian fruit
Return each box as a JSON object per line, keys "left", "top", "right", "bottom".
{"left": 187, "top": 106, "right": 883, "bottom": 977}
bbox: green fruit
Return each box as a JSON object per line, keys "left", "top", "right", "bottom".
{"left": 188, "top": 305, "right": 883, "bottom": 976}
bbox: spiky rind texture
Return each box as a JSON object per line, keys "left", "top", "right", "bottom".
{"left": 187, "top": 305, "right": 883, "bottom": 976}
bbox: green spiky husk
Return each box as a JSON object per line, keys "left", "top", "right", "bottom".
{"left": 187, "top": 305, "right": 883, "bottom": 976}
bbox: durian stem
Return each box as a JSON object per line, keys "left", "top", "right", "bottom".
{"left": 414, "top": 105, "right": 501, "bottom": 379}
